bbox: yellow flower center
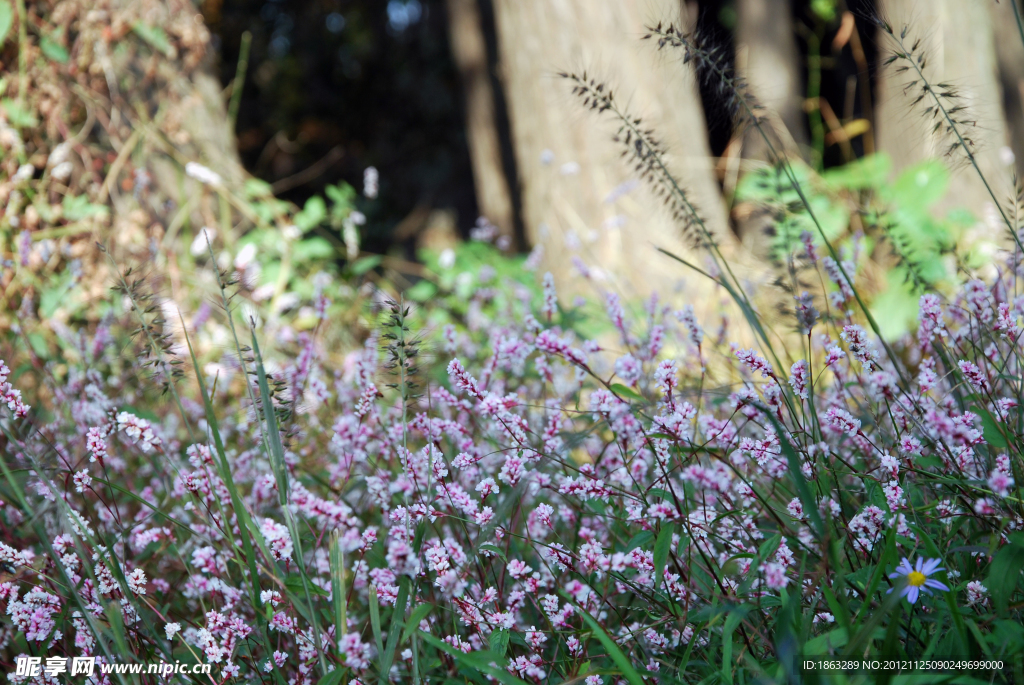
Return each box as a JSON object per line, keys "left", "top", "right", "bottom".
{"left": 907, "top": 571, "right": 926, "bottom": 587}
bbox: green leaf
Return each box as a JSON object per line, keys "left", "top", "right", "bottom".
{"left": 810, "top": 0, "right": 837, "bottom": 21}
{"left": 868, "top": 271, "right": 924, "bottom": 340}
{"left": 572, "top": 604, "right": 646, "bottom": 685}
{"left": 40, "top": 30, "right": 68, "bottom": 63}
{"left": 401, "top": 603, "right": 433, "bottom": 644}
{"left": 293, "top": 237, "right": 335, "bottom": 262}
{"left": 378, "top": 577, "right": 409, "bottom": 684}
{"left": 646, "top": 487, "right": 673, "bottom": 502}
{"left": 132, "top": 22, "right": 174, "bottom": 57}
{"left": 405, "top": 280, "right": 438, "bottom": 302}
{"left": 103, "top": 600, "right": 131, "bottom": 660}
{"left": 62, "top": 194, "right": 109, "bottom": 221}
{"left": 295, "top": 195, "right": 328, "bottom": 231}
{"left": 979, "top": 411, "right": 1009, "bottom": 449}
{"left": 886, "top": 160, "right": 949, "bottom": 215}
{"left": 39, "top": 271, "right": 75, "bottom": 319}
{"left": 0, "top": 1, "right": 13, "bottom": 49}
{"left": 177, "top": 318, "right": 284, "bottom": 673}
{"left": 965, "top": 619, "right": 994, "bottom": 658}
{"left": 351, "top": 255, "right": 381, "bottom": 275}
{"left": 369, "top": 585, "right": 384, "bottom": 659}
{"left": 721, "top": 604, "right": 752, "bottom": 685}
{"left": 489, "top": 629, "right": 510, "bottom": 656}
{"left": 990, "top": 620, "right": 1024, "bottom": 659}
{"left": 851, "top": 528, "right": 896, "bottom": 633}
{"left": 653, "top": 523, "right": 675, "bottom": 589}
{"left": 286, "top": 574, "right": 328, "bottom": 597}
{"left": 325, "top": 183, "right": 356, "bottom": 221}
{"left": 803, "top": 627, "right": 849, "bottom": 655}
{"left": 772, "top": 416, "right": 824, "bottom": 538}
{"left": 610, "top": 383, "right": 644, "bottom": 402}
{"left": 1, "top": 98, "right": 37, "bottom": 128}
{"left": 822, "top": 153, "right": 891, "bottom": 190}
{"left": 418, "top": 632, "right": 528, "bottom": 685}
{"left": 316, "top": 669, "right": 344, "bottom": 685}
{"left": 330, "top": 534, "right": 347, "bottom": 645}
{"left": 479, "top": 543, "right": 506, "bottom": 561}
{"left": 244, "top": 178, "right": 274, "bottom": 198}
{"left": 27, "top": 333, "right": 48, "bottom": 359}
{"left": 843, "top": 588, "right": 902, "bottom": 659}
{"left": 989, "top": 533, "right": 1024, "bottom": 615}
{"left": 624, "top": 530, "right": 654, "bottom": 552}
{"left": 251, "top": 330, "right": 289, "bottom": 504}
{"left": 756, "top": 533, "right": 782, "bottom": 562}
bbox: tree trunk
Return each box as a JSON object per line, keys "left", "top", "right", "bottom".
{"left": 875, "top": 0, "right": 1014, "bottom": 222}
{"left": 0, "top": 0, "right": 249, "bottom": 320}
{"left": 736, "top": 0, "right": 806, "bottom": 151}
{"left": 989, "top": 0, "right": 1024, "bottom": 180}
{"left": 445, "top": 0, "right": 518, "bottom": 245}
{"left": 489, "top": 0, "right": 731, "bottom": 301}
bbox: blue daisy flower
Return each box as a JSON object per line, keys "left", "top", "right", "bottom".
{"left": 887, "top": 557, "right": 950, "bottom": 604}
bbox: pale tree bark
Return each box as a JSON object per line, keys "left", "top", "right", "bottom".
{"left": 731, "top": 0, "right": 805, "bottom": 252}
{"left": 445, "top": 0, "right": 517, "bottom": 244}
{"left": 490, "top": 0, "right": 735, "bottom": 304}
{"left": 989, "top": 0, "right": 1024, "bottom": 180}
{"left": 875, "top": 0, "right": 1014, "bottom": 223}
{"left": 736, "top": 0, "right": 806, "bottom": 152}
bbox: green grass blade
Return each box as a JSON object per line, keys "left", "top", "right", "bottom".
{"left": 720, "top": 604, "right": 752, "bottom": 685}
{"left": 250, "top": 329, "right": 289, "bottom": 505}
{"left": 378, "top": 576, "right": 410, "bottom": 683}
{"left": 178, "top": 317, "right": 290, "bottom": 685}
{"left": 401, "top": 603, "right": 434, "bottom": 644}
{"left": 568, "top": 594, "right": 645, "bottom": 685}
{"left": 767, "top": 413, "right": 825, "bottom": 538}
{"left": 653, "top": 522, "right": 675, "bottom": 591}
{"left": 369, "top": 585, "right": 384, "bottom": 659}
{"left": 250, "top": 329, "right": 328, "bottom": 675}
{"left": 418, "top": 631, "right": 529, "bottom": 685}
{"left": 851, "top": 527, "right": 896, "bottom": 632}
{"left": 989, "top": 533, "right": 1024, "bottom": 615}
{"left": 330, "top": 531, "right": 348, "bottom": 637}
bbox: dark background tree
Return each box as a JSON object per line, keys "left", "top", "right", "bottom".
{"left": 202, "top": 0, "right": 1024, "bottom": 273}
{"left": 204, "top": 0, "right": 479, "bottom": 256}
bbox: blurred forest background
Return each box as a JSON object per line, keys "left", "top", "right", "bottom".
{"left": 3, "top": 0, "right": 1023, "bottom": 313}
{"left": 198, "top": 0, "right": 1024, "bottom": 292}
